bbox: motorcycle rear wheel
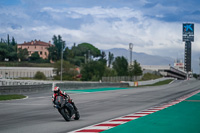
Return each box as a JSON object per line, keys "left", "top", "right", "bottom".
{"left": 74, "top": 110, "right": 80, "bottom": 120}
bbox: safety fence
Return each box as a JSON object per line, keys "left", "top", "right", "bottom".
{"left": 102, "top": 76, "right": 142, "bottom": 82}
{"left": 0, "top": 81, "right": 129, "bottom": 95}
{"left": 0, "top": 79, "right": 53, "bottom": 86}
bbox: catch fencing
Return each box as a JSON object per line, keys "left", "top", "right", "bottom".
{"left": 102, "top": 76, "right": 142, "bottom": 82}
{"left": 0, "top": 80, "right": 129, "bottom": 95}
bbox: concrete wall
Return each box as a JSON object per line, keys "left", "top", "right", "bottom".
{"left": 0, "top": 82, "right": 129, "bottom": 95}
{"left": 127, "top": 77, "right": 175, "bottom": 86}
{"left": 56, "top": 82, "right": 129, "bottom": 90}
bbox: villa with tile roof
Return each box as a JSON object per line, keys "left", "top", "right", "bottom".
{"left": 17, "top": 39, "right": 53, "bottom": 59}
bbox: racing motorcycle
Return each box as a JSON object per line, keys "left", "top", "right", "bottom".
{"left": 53, "top": 96, "right": 80, "bottom": 121}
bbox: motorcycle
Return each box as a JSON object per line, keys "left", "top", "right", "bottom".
{"left": 53, "top": 95, "right": 80, "bottom": 121}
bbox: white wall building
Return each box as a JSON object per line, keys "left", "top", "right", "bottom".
{"left": 0, "top": 67, "right": 55, "bottom": 79}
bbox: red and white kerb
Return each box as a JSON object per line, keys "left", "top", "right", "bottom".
{"left": 69, "top": 90, "right": 200, "bottom": 133}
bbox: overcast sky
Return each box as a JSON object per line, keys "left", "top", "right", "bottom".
{"left": 0, "top": 0, "right": 200, "bottom": 60}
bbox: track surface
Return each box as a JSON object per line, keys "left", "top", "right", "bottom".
{"left": 0, "top": 80, "right": 199, "bottom": 133}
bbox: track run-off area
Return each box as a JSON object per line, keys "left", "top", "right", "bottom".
{"left": 0, "top": 80, "right": 199, "bottom": 133}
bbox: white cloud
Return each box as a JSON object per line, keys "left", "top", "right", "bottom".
{"left": 1, "top": 6, "right": 200, "bottom": 59}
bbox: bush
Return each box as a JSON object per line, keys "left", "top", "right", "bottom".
{"left": 34, "top": 71, "right": 46, "bottom": 80}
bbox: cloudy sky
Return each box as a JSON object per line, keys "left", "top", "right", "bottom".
{"left": 0, "top": 0, "right": 200, "bottom": 60}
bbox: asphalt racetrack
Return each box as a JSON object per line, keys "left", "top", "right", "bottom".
{"left": 0, "top": 80, "right": 200, "bottom": 133}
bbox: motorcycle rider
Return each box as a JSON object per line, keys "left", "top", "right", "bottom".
{"left": 52, "top": 86, "right": 78, "bottom": 112}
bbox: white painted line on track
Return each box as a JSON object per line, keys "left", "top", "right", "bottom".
{"left": 69, "top": 89, "right": 200, "bottom": 133}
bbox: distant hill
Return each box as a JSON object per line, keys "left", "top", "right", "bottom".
{"left": 103, "top": 48, "right": 174, "bottom": 66}
{"left": 103, "top": 48, "right": 199, "bottom": 73}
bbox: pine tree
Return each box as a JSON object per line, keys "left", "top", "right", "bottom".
{"left": 7, "top": 34, "right": 10, "bottom": 45}
{"left": 108, "top": 52, "right": 114, "bottom": 68}
{"left": 11, "top": 37, "right": 17, "bottom": 46}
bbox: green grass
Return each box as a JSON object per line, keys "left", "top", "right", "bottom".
{"left": 102, "top": 92, "right": 200, "bottom": 133}
{"left": 139, "top": 79, "right": 173, "bottom": 87}
{"left": 141, "top": 73, "right": 162, "bottom": 81}
{"left": 0, "top": 94, "right": 26, "bottom": 101}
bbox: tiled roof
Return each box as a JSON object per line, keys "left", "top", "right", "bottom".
{"left": 18, "top": 40, "right": 53, "bottom": 46}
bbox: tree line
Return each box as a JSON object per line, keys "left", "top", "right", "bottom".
{"left": 0, "top": 34, "right": 143, "bottom": 81}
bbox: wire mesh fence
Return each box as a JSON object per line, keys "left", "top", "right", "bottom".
{"left": 102, "top": 76, "right": 142, "bottom": 82}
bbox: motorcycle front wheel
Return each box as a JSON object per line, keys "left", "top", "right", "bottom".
{"left": 60, "top": 108, "right": 71, "bottom": 121}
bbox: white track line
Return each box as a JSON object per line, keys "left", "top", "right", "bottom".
{"left": 69, "top": 89, "right": 200, "bottom": 133}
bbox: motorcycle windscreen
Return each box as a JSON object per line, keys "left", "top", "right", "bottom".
{"left": 54, "top": 96, "right": 63, "bottom": 105}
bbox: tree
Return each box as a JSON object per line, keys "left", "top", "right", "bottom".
{"left": 108, "top": 52, "right": 114, "bottom": 68}
{"left": 0, "top": 38, "right": 5, "bottom": 43}
{"left": 7, "top": 52, "right": 18, "bottom": 61}
{"left": 54, "top": 60, "right": 78, "bottom": 80}
{"left": 63, "top": 42, "right": 102, "bottom": 66}
{"left": 7, "top": 34, "right": 10, "bottom": 46}
{"left": 11, "top": 37, "right": 17, "bottom": 46}
{"left": 0, "top": 43, "right": 8, "bottom": 61}
{"left": 29, "top": 52, "right": 41, "bottom": 62}
{"left": 98, "top": 51, "right": 107, "bottom": 64}
{"left": 52, "top": 35, "right": 65, "bottom": 60}
{"left": 48, "top": 46, "right": 58, "bottom": 61}
{"left": 112, "top": 56, "right": 128, "bottom": 76}
{"left": 81, "top": 61, "right": 106, "bottom": 81}
{"left": 68, "top": 43, "right": 101, "bottom": 59}
{"left": 103, "top": 67, "right": 117, "bottom": 77}
{"left": 17, "top": 48, "right": 29, "bottom": 61}
{"left": 0, "top": 35, "right": 18, "bottom": 61}
{"left": 129, "top": 60, "right": 143, "bottom": 76}
{"left": 34, "top": 71, "right": 46, "bottom": 80}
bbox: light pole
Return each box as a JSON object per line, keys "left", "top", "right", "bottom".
{"left": 88, "top": 50, "right": 90, "bottom": 62}
{"left": 61, "top": 43, "right": 63, "bottom": 81}
{"left": 129, "top": 43, "right": 133, "bottom": 66}
{"left": 84, "top": 54, "right": 87, "bottom": 64}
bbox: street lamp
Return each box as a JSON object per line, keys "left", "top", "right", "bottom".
{"left": 84, "top": 54, "right": 87, "bottom": 64}
{"left": 61, "top": 43, "right": 64, "bottom": 81}
{"left": 88, "top": 50, "right": 90, "bottom": 62}
{"left": 129, "top": 43, "right": 134, "bottom": 66}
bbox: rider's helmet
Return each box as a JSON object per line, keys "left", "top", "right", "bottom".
{"left": 54, "top": 86, "right": 60, "bottom": 93}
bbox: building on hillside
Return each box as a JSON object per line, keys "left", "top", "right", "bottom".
{"left": 17, "top": 39, "right": 53, "bottom": 59}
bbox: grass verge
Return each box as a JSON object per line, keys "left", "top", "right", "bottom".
{"left": 139, "top": 79, "right": 174, "bottom": 87}
{"left": 140, "top": 73, "right": 162, "bottom": 81}
{"left": 0, "top": 94, "right": 26, "bottom": 101}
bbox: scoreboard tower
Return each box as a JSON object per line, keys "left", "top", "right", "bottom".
{"left": 182, "top": 23, "right": 194, "bottom": 72}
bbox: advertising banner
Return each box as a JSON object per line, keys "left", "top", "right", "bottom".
{"left": 182, "top": 23, "right": 194, "bottom": 42}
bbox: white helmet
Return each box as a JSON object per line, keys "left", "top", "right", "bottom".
{"left": 54, "top": 86, "right": 60, "bottom": 92}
